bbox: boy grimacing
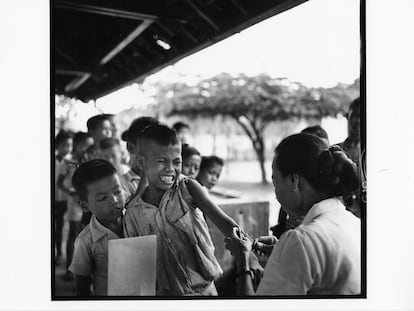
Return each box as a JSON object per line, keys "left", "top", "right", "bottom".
{"left": 124, "top": 124, "right": 263, "bottom": 295}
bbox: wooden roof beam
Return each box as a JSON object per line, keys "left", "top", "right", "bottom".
{"left": 64, "top": 20, "right": 152, "bottom": 92}
{"left": 55, "top": 68, "right": 91, "bottom": 76}
{"left": 186, "top": 1, "right": 220, "bottom": 31}
{"left": 55, "top": 1, "right": 187, "bottom": 23}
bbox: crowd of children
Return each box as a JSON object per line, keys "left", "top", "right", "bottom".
{"left": 54, "top": 97, "right": 363, "bottom": 296}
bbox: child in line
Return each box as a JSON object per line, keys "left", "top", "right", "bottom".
{"left": 120, "top": 116, "right": 159, "bottom": 203}
{"left": 99, "top": 137, "right": 129, "bottom": 175}
{"left": 196, "top": 156, "right": 224, "bottom": 191}
{"left": 85, "top": 114, "right": 113, "bottom": 160}
{"left": 69, "top": 159, "right": 125, "bottom": 296}
{"left": 57, "top": 132, "right": 93, "bottom": 280}
{"left": 172, "top": 121, "right": 192, "bottom": 145}
{"left": 124, "top": 124, "right": 261, "bottom": 296}
{"left": 54, "top": 130, "right": 73, "bottom": 263}
{"left": 181, "top": 144, "right": 201, "bottom": 179}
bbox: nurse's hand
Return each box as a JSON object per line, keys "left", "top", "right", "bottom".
{"left": 224, "top": 227, "right": 252, "bottom": 258}
{"left": 253, "top": 236, "right": 278, "bottom": 256}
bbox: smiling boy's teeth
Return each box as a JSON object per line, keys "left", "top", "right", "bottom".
{"left": 160, "top": 176, "right": 174, "bottom": 183}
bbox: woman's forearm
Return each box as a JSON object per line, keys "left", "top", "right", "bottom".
{"left": 236, "top": 252, "right": 255, "bottom": 295}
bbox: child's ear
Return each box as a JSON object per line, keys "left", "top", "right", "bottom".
{"left": 137, "top": 154, "right": 145, "bottom": 170}
{"left": 79, "top": 200, "right": 89, "bottom": 211}
{"left": 290, "top": 174, "right": 300, "bottom": 192}
{"left": 126, "top": 142, "right": 134, "bottom": 153}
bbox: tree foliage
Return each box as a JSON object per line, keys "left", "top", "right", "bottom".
{"left": 153, "top": 73, "right": 359, "bottom": 183}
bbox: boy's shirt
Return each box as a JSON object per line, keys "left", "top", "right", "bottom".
{"left": 124, "top": 175, "right": 223, "bottom": 296}
{"left": 69, "top": 215, "right": 121, "bottom": 296}
{"left": 120, "top": 169, "right": 141, "bottom": 204}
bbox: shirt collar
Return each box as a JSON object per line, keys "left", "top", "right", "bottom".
{"left": 301, "top": 197, "right": 345, "bottom": 226}
{"left": 89, "top": 215, "right": 120, "bottom": 243}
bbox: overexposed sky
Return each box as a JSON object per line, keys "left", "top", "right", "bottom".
{"left": 97, "top": 0, "right": 360, "bottom": 113}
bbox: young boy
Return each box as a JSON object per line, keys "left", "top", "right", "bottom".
{"left": 196, "top": 156, "right": 224, "bottom": 190}
{"left": 57, "top": 132, "right": 93, "bottom": 280}
{"left": 54, "top": 130, "right": 73, "bottom": 262}
{"left": 99, "top": 137, "right": 129, "bottom": 175}
{"left": 124, "top": 124, "right": 261, "bottom": 296}
{"left": 69, "top": 159, "right": 125, "bottom": 296}
{"left": 181, "top": 144, "right": 201, "bottom": 179}
{"left": 120, "top": 116, "right": 159, "bottom": 203}
{"left": 85, "top": 114, "right": 113, "bottom": 160}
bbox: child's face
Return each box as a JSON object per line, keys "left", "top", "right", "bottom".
{"left": 85, "top": 174, "right": 125, "bottom": 221}
{"left": 57, "top": 138, "right": 73, "bottom": 157}
{"left": 182, "top": 154, "right": 201, "bottom": 179}
{"left": 91, "top": 120, "right": 113, "bottom": 144}
{"left": 101, "top": 145, "right": 122, "bottom": 169}
{"left": 197, "top": 163, "right": 223, "bottom": 190}
{"left": 141, "top": 141, "right": 182, "bottom": 191}
{"left": 74, "top": 138, "right": 93, "bottom": 157}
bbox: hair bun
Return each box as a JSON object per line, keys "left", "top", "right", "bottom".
{"left": 317, "top": 146, "right": 359, "bottom": 195}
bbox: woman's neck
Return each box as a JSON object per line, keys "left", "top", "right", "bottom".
{"left": 299, "top": 190, "right": 331, "bottom": 217}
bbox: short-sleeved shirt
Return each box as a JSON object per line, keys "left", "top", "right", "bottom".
{"left": 69, "top": 215, "right": 121, "bottom": 296}
{"left": 120, "top": 169, "right": 141, "bottom": 204}
{"left": 257, "top": 198, "right": 361, "bottom": 295}
{"left": 123, "top": 175, "right": 222, "bottom": 296}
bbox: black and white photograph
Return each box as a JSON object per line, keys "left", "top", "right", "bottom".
{"left": 2, "top": 0, "right": 414, "bottom": 309}
{"left": 52, "top": 0, "right": 365, "bottom": 299}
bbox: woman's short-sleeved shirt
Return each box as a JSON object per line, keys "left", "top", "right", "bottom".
{"left": 257, "top": 198, "right": 361, "bottom": 295}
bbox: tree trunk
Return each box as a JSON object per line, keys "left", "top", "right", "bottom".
{"left": 254, "top": 138, "right": 268, "bottom": 184}
{"left": 234, "top": 116, "right": 268, "bottom": 184}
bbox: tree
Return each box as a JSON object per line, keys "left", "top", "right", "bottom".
{"left": 153, "top": 73, "right": 358, "bottom": 184}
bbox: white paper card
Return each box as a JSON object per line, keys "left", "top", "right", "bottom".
{"left": 107, "top": 235, "right": 157, "bottom": 296}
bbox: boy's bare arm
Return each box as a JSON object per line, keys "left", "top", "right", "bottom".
{"left": 74, "top": 275, "right": 92, "bottom": 296}
{"left": 185, "top": 178, "right": 238, "bottom": 237}
{"left": 57, "top": 174, "right": 75, "bottom": 197}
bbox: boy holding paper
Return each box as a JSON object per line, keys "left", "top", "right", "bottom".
{"left": 69, "top": 159, "right": 125, "bottom": 296}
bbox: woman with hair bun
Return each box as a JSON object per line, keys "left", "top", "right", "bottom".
{"left": 225, "top": 133, "right": 361, "bottom": 295}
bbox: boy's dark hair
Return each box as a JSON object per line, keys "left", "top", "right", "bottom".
{"left": 55, "top": 130, "right": 73, "bottom": 147}
{"left": 121, "top": 116, "right": 159, "bottom": 144}
{"left": 301, "top": 125, "right": 329, "bottom": 141}
{"left": 86, "top": 114, "right": 111, "bottom": 131}
{"left": 200, "top": 155, "right": 224, "bottom": 172}
{"left": 172, "top": 121, "right": 190, "bottom": 132}
{"left": 73, "top": 132, "right": 91, "bottom": 147}
{"left": 99, "top": 137, "right": 121, "bottom": 150}
{"left": 182, "top": 144, "right": 201, "bottom": 160}
{"left": 138, "top": 123, "right": 180, "bottom": 154}
{"left": 72, "top": 159, "right": 117, "bottom": 201}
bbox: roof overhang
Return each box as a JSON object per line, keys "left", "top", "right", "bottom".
{"left": 53, "top": 0, "right": 308, "bottom": 102}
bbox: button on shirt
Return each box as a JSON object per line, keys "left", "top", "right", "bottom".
{"left": 120, "top": 169, "right": 141, "bottom": 204}
{"left": 257, "top": 198, "right": 361, "bottom": 295}
{"left": 69, "top": 215, "right": 121, "bottom": 296}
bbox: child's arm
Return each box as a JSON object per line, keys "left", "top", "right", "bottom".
{"left": 57, "top": 174, "right": 75, "bottom": 197}
{"left": 186, "top": 178, "right": 265, "bottom": 280}
{"left": 74, "top": 275, "right": 92, "bottom": 297}
{"left": 185, "top": 178, "right": 238, "bottom": 237}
